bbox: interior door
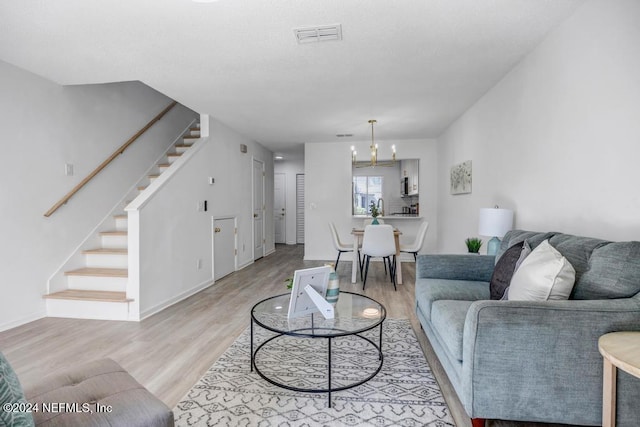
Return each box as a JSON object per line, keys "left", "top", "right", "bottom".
{"left": 253, "top": 159, "right": 265, "bottom": 260}
{"left": 213, "top": 217, "right": 235, "bottom": 281}
{"left": 274, "top": 173, "right": 286, "bottom": 244}
{"left": 296, "top": 174, "right": 305, "bottom": 244}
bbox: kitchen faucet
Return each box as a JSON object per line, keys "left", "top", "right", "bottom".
{"left": 377, "top": 198, "right": 384, "bottom": 217}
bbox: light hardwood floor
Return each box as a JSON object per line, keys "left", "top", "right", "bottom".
{"left": 0, "top": 244, "right": 574, "bottom": 427}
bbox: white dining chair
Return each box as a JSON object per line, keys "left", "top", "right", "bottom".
{"left": 400, "top": 221, "right": 429, "bottom": 261}
{"left": 361, "top": 224, "right": 397, "bottom": 291}
{"left": 329, "top": 222, "right": 360, "bottom": 271}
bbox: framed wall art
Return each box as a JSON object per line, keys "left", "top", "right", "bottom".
{"left": 450, "top": 160, "right": 472, "bottom": 195}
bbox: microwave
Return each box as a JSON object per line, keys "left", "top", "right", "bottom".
{"left": 400, "top": 177, "right": 409, "bottom": 196}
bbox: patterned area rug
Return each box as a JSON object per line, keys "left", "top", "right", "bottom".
{"left": 174, "top": 318, "right": 454, "bottom": 426}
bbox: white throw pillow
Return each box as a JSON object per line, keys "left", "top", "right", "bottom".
{"left": 508, "top": 240, "right": 576, "bottom": 301}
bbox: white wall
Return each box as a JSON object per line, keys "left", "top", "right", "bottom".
{"left": 305, "top": 139, "right": 438, "bottom": 261}
{"left": 132, "top": 116, "right": 274, "bottom": 318}
{"left": 274, "top": 156, "right": 304, "bottom": 245}
{"left": 0, "top": 60, "right": 197, "bottom": 331}
{"left": 436, "top": 0, "right": 640, "bottom": 253}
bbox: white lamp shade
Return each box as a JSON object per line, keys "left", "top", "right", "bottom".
{"left": 478, "top": 208, "right": 514, "bottom": 237}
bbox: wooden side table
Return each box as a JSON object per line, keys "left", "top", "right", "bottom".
{"left": 598, "top": 331, "right": 640, "bottom": 427}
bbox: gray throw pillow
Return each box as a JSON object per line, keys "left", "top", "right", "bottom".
{"left": 0, "top": 352, "right": 35, "bottom": 427}
{"left": 489, "top": 242, "right": 524, "bottom": 300}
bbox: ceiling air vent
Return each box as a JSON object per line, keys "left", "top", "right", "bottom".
{"left": 294, "top": 24, "right": 342, "bottom": 44}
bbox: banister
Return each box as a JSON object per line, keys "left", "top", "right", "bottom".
{"left": 44, "top": 101, "right": 178, "bottom": 217}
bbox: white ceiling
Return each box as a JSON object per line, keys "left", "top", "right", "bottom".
{"left": 0, "top": 0, "right": 584, "bottom": 155}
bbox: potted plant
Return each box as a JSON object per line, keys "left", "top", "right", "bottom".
{"left": 369, "top": 200, "right": 380, "bottom": 224}
{"left": 465, "top": 237, "right": 482, "bottom": 253}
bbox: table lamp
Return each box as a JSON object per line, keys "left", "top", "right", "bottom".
{"left": 478, "top": 206, "right": 514, "bottom": 256}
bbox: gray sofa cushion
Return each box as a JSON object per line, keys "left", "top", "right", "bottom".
{"left": 431, "top": 300, "right": 473, "bottom": 362}
{"left": 548, "top": 233, "right": 607, "bottom": 282}
{"left": 416, "top": 254, "right": 495, "bottom": 282}
{"left": 0, "top": 352, "right": 35, "bottom": 427}
{"left": 26, "top": 358, "right": 174, "bottom": 427}
{"left": 415, "top": 278, "right": 489, "bottom": 322}
{"left": 574, "top": 241, "right": 640, "bottom": 299}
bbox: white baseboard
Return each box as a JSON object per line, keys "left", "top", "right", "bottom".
{"left": 139, "top": 278, "right": 215, "bottom": 320}
{"left": 0, "top": 310, "right": 46, "bottom": 333}
{"left": 236, "top": 259, "right": 254, "bottom": 270}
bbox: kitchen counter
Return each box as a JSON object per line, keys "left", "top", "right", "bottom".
{"left": 353, "top": 215, "right": 421, "bottom": 219}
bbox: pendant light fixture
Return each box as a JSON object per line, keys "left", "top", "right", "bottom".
{"left": 352, "top": 119, "right": 396, "bottom": 167}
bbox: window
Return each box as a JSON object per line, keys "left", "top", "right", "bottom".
{"left": 353, "top": 175, "right": 383, "bottom": 215}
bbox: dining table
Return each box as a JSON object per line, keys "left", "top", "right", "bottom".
{"left": 350, "top": 228, "right": 403, "bottom": 285}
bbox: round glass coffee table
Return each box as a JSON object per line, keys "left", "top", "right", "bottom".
{"left": 250, "top": 291, "right": 386, "bottom": 407}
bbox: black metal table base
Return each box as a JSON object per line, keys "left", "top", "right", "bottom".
{"left": 250, "top": 322, "right": 384, "bottom": 408}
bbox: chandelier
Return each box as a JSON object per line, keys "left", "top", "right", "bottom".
{"left": 351, "top": 119, "right": 396, "bottom": 167}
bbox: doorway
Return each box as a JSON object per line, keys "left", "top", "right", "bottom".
{"left": 296, "top": 173, "right": 305, "bottom": 244}
{"left": 253, "top": 159, "right": 265, "bottom": 260}
{"left": 213, "top": 217, "right": 236, "bottom": 281}
{"left": 274, "top": 173, "right": 286, "bottom": 244}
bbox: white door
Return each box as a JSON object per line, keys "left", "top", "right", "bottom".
{"left": 213, "top": 217, "right": 235, "bottom": 281}
{"left": 253, "top": 159, "right": 265, "bottom": 260}
{"left": 296, "top": 173, "right": 305, "bottom": 244}
{"left": 274, "top": 173, "right": 286, "bottom": 244}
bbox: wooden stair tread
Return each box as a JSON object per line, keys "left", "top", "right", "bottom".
{"left": 82, "top": 248, "right": 128, "bottom": 255}
{"left": 138, "top": 186, "right": 147, "bottom": 191}
{"left": 183, "top": 135, "right": 199, "bottom": 139}
{"left": 158, "top": 163, "right": 170, "bottom": 168}
{"left": 148, "top": 174, "right": 160, "bottom": 179}
{"left": 44, "top": 290, "right": 132, "bottom": 303}
{"left": 167, "top": 153, "right": 182, "bottom": 157}
{"left": 114, "top": 214, "right": 127, "bottom": 219}
{"left": 65, "top": 267, "right": 128, "bottom": 277}
{"left": 174, "top": 144, "right": 192, "bottom": 148}
{"left": 100, "top": 230, "right": 127, "bottom": 236}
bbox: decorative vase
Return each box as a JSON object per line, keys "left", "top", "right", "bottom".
{"left": 325, "top": 263, "right": 339, "bottom": 306}
{"left": 371, "top": 217, "right": 379, "bottom": 225}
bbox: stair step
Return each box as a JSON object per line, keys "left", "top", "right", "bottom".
{"left": 81, "top": 248, "right": 128, "bottom": 269}
{"left": 158, "top": 163, "right": 171, "bottom": 170}
{"left": 100, "top": 230, "right": 127, "bottom": 236}
{"left": 148, "top": 174, "right": 160, "bottom": 180}
{"left": 114, "top": 214, "right": 127, "bottom": 231}
{"left": 82, "top": 248, "right": 128, "bottom": 255}
{"left": 174, "top": 144, "right": 192, "bottom": 154}
{"left": 65, "top": 267, "right": 128, "bottom": 277}
{"left": 167, "top": 153, "right": 182, "bottom": 164}
{"left": 44, "top": 290, "right": 132, "bottom": 302}
{"left": 99, "top": 230, "right": 127, "bottom": 249}
{"left": 138, "top": 186, "right": 147, "bottom": 192}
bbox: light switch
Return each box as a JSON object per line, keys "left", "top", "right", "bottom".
{"left": 65, "top": 163, "right": 74, "bottom": 176}
{"left": 208, "top": 177, "right": 215, "bottom": 185}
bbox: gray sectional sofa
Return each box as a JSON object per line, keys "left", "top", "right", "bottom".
{"left": 0, "top": 353, "right": 174, "bottom": 427}
{"left": 415, "top": 229, "right": 640, "bottom": 426}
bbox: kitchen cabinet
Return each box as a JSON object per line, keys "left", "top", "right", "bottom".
{"left": 401, "top": 159, "right": 419, "bottom": 196}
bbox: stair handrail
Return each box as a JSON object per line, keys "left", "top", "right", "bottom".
{"left": 44, "top": 101, "right": 178, "bottom": 217}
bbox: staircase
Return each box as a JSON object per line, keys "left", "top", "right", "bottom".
{"left": 44, "top": 123, "right": 201, "bottom": 320}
